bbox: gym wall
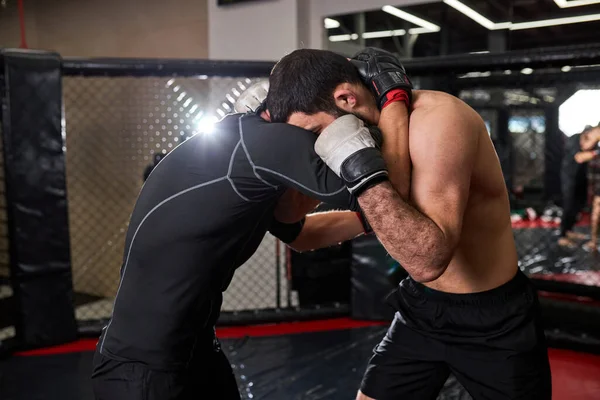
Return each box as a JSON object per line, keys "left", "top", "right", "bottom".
{"left": 0, "top": 0, "right": 209, "bottom": 58}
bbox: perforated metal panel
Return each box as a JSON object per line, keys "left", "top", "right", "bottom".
{"left": 62, "top": 75, "right": 286, "bottom": 323}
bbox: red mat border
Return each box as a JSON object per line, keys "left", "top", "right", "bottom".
{"left": 511, "top": 213, "right": 590, "bottom": 229}
{"left": 15, "top": 318, "right": 386, "bottom": 356}
{"left": 13, "top": 318, "right": 600, "bottom": 375}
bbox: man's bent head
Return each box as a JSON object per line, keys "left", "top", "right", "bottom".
{"left": 266, "top": 49, "right": 379, "bottom": 132}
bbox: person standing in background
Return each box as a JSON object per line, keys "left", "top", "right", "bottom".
{"left": 558, "top": 129, "right": 591, "bottom": 247}
{"left": 574, "top": 126, "right": 600, "bottom": 251}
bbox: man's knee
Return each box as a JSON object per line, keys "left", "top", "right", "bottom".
{"left": 356, "top": 390, "right": 376, "bottom": 400}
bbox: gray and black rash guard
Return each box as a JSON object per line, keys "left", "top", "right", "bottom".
{"left": 98, "top": 113, "right": 357, "bottom": 369}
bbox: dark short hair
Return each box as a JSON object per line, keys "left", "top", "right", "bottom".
{"left": 266, "top": 49, "right": 364, "bottom": 123}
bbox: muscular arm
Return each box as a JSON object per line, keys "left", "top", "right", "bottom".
{"left": 358, "top": 102, "right": 479, "bottom": 282}
{"left": 270, "top": 188, "right": 366, "bottom": 252}
{"left": 289, "top": 211, "right": 365, "bottom": 252}
{"left": 379, "top": 102, "right": 411, "bottom": 200}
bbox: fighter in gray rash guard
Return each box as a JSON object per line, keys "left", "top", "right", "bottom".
{"left": 92, "top": 110, "right": 359, "bottom": 399}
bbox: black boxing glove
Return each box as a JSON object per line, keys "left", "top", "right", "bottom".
{"left": 315, "top": 115, "right": 388, "bottom": 196}
{"left": 351, "top": 47, "right": 412, "bottom": 109}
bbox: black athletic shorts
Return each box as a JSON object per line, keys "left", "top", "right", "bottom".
{"left": 92, "top": 331, "right": 240, "bottom": 400}
{"left": 360, "top": 270, "right": 552, "bottom": 400}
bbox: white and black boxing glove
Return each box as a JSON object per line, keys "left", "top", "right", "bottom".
{"left": 315, "top": 114, "right": 388, "bottom": 196}
{"left": 233, "top": 79, "right": 269, "bottom": 114}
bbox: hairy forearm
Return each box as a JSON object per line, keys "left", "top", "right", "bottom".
{"left": 289, "top": 211, "right": 364, "bottom": 252}
{"left": 358, "top": 182, "right": 453, "bottom": 282}
{"left": 378, "top": 101, "right": 411, "bottom": 200}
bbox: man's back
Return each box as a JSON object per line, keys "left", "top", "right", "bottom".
{"left": 98, "top": 112, "right": 357, "bottom": 369}
{"left": 410, "top": 90, "right": 518, "bottom": 293}
{"left": 100, "top": 114, "right": 279, "bottom": 368}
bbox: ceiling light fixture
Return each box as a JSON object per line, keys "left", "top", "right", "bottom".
{"left": 408, "top": 27, "right": 436, "bottom": 34}
{"left": 324, "top": 18, "right": 340, "bottom": 29}
{"left": 442, "top": 0, "right": 505, "bottom": 29}
{"left": 459, "top": 71, "right": 492, "bottom": 78}
{"left": 328, "top": 33, "right": 359, "bottom": 42}
{"left": 328, "top": 28, "right": 437, "bottom": 42}
{"left": 509, "top": 13, "right": 600, "bottom": 29}
{"left": 443, "top": 0, "right": 600, "bottom": 31}
{"left": 554, "top": 0, "right": 600, "bottom": 8}
{"left": 362, "top": 29, "right": 407, "bottom": 39}
{"left": 382, "top": 5, "right": 441, "bottom": 31}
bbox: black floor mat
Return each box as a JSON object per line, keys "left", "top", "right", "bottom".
{"left": 515, "top": 227, "right": 600, "bottom": 279}
{"left": 0, "top": 327, "right": 471, "bottom": 400}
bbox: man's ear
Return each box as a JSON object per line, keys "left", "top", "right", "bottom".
{"left": 333, "top": 86, "right": 359, "bottom": 113}
{"left": 261, "top": 109, "right": 272, "bottom": 122}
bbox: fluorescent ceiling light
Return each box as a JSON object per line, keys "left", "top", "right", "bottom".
{"left": 362, "top": 29, "right": 406, "bottom": 39}
{"left": 554, "top": 0, "right": 600, "bottom": 8}
{"left": 492, "top": 22, "right": 513, "bottom": 29}
{"left": 509, "top": 13, "right": 600, "bottom": 29}
{"left": 459, "top": 71, "right": 492, "bottom": 78}
{"left": 382, "top": 5, "right": 441, "bottom": 32}
{"left": 442, "top": 0, "right": 500, "bottom": 29}
{"left": 444, "top": 0, "right": 600, "bottom": 30}
{"left": 328, "top": 5, "right": 442, "bottom": 42}
{"left": 521, "top": 68, "right": 534, "bottom": 75}
{"left": 324, "top": 18, "right": 340, "bottom": 29}
{"left": 328, "top": 28, "right": 436, "bottom": 42}
{"left": 329, "top": 34, "right": 359, "bottom": 42}
{"left": 408, "top": 27, "right": 436, "bottom": 34}
{"left": 561, "top": 66, "right": 572, "bottom": 72}
{"left": 571, "top": 63, "right": 600, "bottom": 68}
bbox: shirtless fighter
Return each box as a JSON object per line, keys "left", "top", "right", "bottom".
{"left": 266, "top": 48, "right": 552, "bottom": 399}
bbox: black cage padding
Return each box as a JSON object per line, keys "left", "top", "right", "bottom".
{"left": 540, "top": 296, "right": 600, "bottom": 354}
{"left": 401, "top": 43, "right": 600, "bottom": 75}
{"left": 61, "top": 57, "right": 275, "bottom": 77}
{"left": 0, "top": 50, "right": 77, "bottom": 348}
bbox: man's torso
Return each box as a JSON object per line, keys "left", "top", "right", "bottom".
{"left": 411, "top": 91, "right": 518, "bottom": 293}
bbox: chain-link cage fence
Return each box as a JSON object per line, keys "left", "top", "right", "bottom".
{"left": 509, "top": 109, "right": 546, "bottom": 195}
{"left": 405, "top": 45, "right": 600, "bottom": 295}
{"left": 0, "top": 50, "right": 76, "bottom": 347}
{"left": 61, "top": 68, "right": 300, "bottom": 329}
